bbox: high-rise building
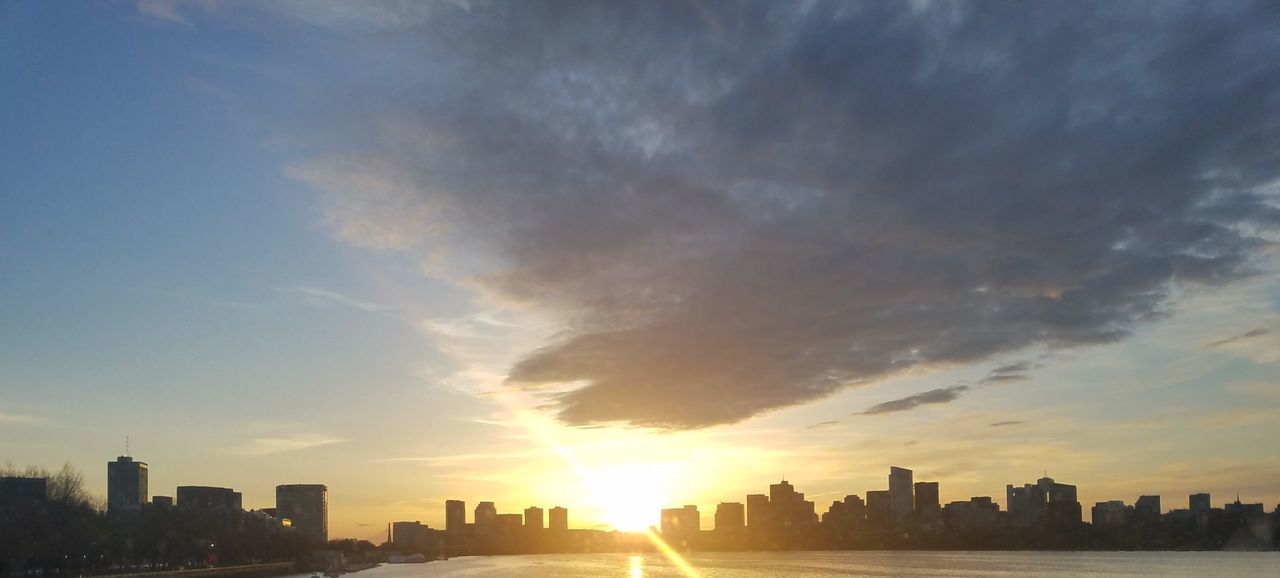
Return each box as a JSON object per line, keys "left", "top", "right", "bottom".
{"left": 524, "top": 506, "right": 544, "bottom": 529}
{"left": 445, "top": 499, "right": 466, "bottom": 534}
{"left": 495, "top": 513, "right": 523, "bottom": 534}
{"left": 1135, "top": 495, "right": 1161, "bottom": 520}
{"left": 1189, "top": 493, "right": 1211, "bottom": 512}
{"left": 746, "top": 494, "right": 770, "bottom": 531}
{"left": 843, "top": 494, "right": 866, "bottom": 525}
{"left": 865, "top": 490, "right": 890, "bottom": 527}
{"left": 888, "top": 466, "right": 913, "bottom": 526}
{"left": 914, "top": 481, "right": 940, "bottom": 518}
{"left": 177, "top": 486, "right": 242, "bottom": 511}
{"left": 107, "top": 456, "right": 148, "bottom": 512}
{"left": 475, "top": 501, "right": 497, "bottom": 532}
{"left": 548, "top": 506, "right": 568, "bottom": 531}
{"left": 276, "top": 484, "right": 328, "bottom": 544}
{"left": 714, "top": 502, "right": 745, "bottom": 532}
{"left": 392, "top": 521, "right": 432, "bottom": 552}
{"left": 660, "top": 505, "right": 699, "bottom": 544}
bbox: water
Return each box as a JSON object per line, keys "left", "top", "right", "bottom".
{"left": 338, "top": 551, "right": 1280, "bottom": 577}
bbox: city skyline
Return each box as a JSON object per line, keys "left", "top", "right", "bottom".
{"left": 79, "top": 448, "right": 1279, "bottom": 538}
{"left": 3, "top": 1, "right": 1279, "bottom": 543}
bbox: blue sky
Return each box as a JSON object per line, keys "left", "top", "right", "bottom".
{"left": 2, "top": 1, "right": 1278, "bottom": 539}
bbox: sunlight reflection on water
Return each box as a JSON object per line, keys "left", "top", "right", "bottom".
{"left": 332, "top": 551, "right": 1280, "bottom": 578}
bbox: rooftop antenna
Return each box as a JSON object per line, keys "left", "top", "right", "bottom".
{"left": 125, "top": 435, "right": 130, "bottom": 458}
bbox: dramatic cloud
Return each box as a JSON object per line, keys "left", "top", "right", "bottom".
{"left": 1206, "top": 327, "right": 1270, "bottom": 348}
{"left": 857, "top": 385, "right": 970, "bottom": 416}
{"left": 286, "top": 1, "right": 1280, "bottom": 428}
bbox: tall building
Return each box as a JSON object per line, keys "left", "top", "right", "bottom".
{"left": 914, "top": 481, "right": 940, "bottom": 518}
{"left": 888, "top": 466, "right": 913, "bottom": 526}
{"left": 524, "top": 506, "right": 544, "bottom": 529}
{"left": 714, "top": 502, "right": 745, "bottom": 532}
{"left": 445, "top": 499, "right": 466, "bottom": 534}
{"left": 768, "top": 480, "right": 809, "bottom": 530}
{"left": 1189, "top": 493, "right": 1211, "bottom": 512}
{"left": 276, "top": 484, "right": 328, "bottom": 544}
{"left": 746, "top": 494, "right": 770, "bottom": 531}
{"left": 865, "top": 490, "right": 890, "bottom": 527}
{"left": 391, "top": 521, "right": 432, "bottom": 552}
{"left": 177, "top": 486, "right": 242, "bottom": 511}
{"left": 1135, "top": 495, "right": 1161, "bottom": 520}
{"left": 548, "top": 506, "right": 568, "bottom": 531}
{"left": 107, "top": 456, "right": 148, "bottom": 512}
{"left": 475, "top": 501, "right": 497, "bottom": 532}
{"left": 843, "top": 494, "right": 866, "bottom": 525}
{"left": 660, "top": 505, "right": 699, "bottom": 544}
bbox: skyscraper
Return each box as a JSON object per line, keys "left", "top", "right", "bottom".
{"left": 445, "top": 499, "right": 466, "bottom": 534}
{"left": 523, "top": 506, "right": 544, "bottom": 530}
{"left": 276, "top": 484, "right": 328, "bottom": 544}
{"left": 865, "top": 490, "right": 890, "bottom": 527}
{"left": 1189, "top": 493, "right": 1211, "bottom": 512}
{"left": 548, "top": 506, "right": 568, "bottom": 531}
{"left": 475, "top": 501, "right": 497, "bottom": 533}
{"left": 914, "top": 481, "right": 940, "bottom": 518}
{"left": 746, "top": 493, "right": 770, "bottom": 531}
{"left": 888, "top": 466, "right": 913, "bottom": 526}
{"left": 107, "top": 456, "right": 147, "bottom": 512}
{"left": 714, "top": 502, "right": 745, "bottom": 532}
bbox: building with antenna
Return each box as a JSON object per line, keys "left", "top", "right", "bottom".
{"left": 107, "top": 453, "right": 148, "bottom": 513}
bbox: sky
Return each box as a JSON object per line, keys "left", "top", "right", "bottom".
{"left": 1, "top": 0, "right": 1279, "bottom": 541}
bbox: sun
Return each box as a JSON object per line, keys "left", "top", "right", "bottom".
{"left": 588, "top": 463, "right": 673, "bottom": 531}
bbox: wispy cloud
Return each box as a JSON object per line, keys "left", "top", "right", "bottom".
{"left": 228, "top": 433, "right": 348, "bottom": 456}
{"left": 857, "top": 385, "right": 970, "bottom": 416}
{"left": 1206, "top": 327, "right": 1270, "bottom": 348}
{"left": 978, "top": 374, "right": 1030, "bottom": 385}
{"left": 282, "top": 285, "right": 387, "bottom": 313}
{"left": 989, "top": 420, "right": 1025, "bottom": 428}
{"left": 0, "top": 409, "right": 44, "bottom": 425}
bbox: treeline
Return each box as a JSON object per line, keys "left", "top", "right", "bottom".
{"left": 0, "top": 465, "right": 309, "bottom": 578}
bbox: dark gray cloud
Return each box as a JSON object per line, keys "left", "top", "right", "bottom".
{"left": 287, "top": 1, "right": 1280, "bottom": 428}
{"left": 857, "top": 385, "right": 970, "bottom": 416}
{"left": 1207, "top": 327, "right": 1270, "bottom": 348}
{"left": 990, "top": 420, "right": 1025, "bottom": 428}
{"left": 979, "top": 374, "right": 1030, "bottom": 385}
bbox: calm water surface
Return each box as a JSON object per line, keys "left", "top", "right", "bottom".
{"left": 336, "top": 551, "right": 1280, "bottom": 577}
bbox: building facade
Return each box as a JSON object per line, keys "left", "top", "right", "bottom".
{"left": 548, "top": 506, "right": 568, "bottom": 531}
{"left": 888, "top": 466, "right": 913, "bottom": 526}
{"left": 277, "top": 484, "right": 328, "bottom": 543}
{"left": 107, "top": 456, "right": 148, "bottom": 513}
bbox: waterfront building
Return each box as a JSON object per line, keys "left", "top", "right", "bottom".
{"left": 746, "top": 493, "right": 770, "bottom": 531}
{"left": 888, "top": 467, "right": 913, "bottom": 526}
{"left": 276, "top": 484, "right": 328, "bottom": 543}
{"left": 715, "top": 502, "right": 745, "bottom": 532}
{"left": 177, "top": 485, "right": 242, "bottom": 511}
{"left": 107, "top": 456, "right": 148, "bottom": 512}
{"left": 446, "top": 499, "right": 466, "bottom": 535}
{"left": 549, "top": 506, "right": 568, "bottom": 531}
{"left": 475, "top": 501, "right": 497, "bottom": 532}
{"left": 1189, "top": 493, "right": 1211, "bottom": 512}
{"left": 914, "top": 481, "right": 940, "bottom": 519}
{"left": 865, "top": 490, "right": 890, "bottom": 527}
{"left": 524, "top": 506, "right": 544, "bottom": 529}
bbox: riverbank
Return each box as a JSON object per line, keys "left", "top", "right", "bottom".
{"left": 104, "top": 563, "right": 297, "bottom": 578}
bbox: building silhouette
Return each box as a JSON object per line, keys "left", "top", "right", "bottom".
{"left": 714, "top": 502, "right": 745, "bottom": 533}
{"left": 746, "top": 493, "right": 770, "bottom": 533}
{"left": 523, "top": 506, "right": 544, "bottom": 530}
{"left": 107, "top": 456, "right": 148, "bottom": 513}
{"left": 548, "top": 506, "right": 568, "bottom": 531}
{"left": 1190, "top": 493, "right": 1211, "bottom": 513}
{"left": 177, "top": 486, "right": 242, "bottom": 511}
{"left": 914, "top": 481, "right": 940, "bottom": 520}
{"left": 276, "top": 484, "right": 328, "bottom": 544}
{"left": 475, "top": 501, "right": 497, "bottom": 534}
{"left": 445, "top": 499, "right": 466, "bottom": 535}
{"left": 661, "top": 505, "right": 700, "bottom": 546}
{"left": 865, "top": 490, "right": 890, "bottom": 526}
{"left": 888, "top": 466, "right": 913, "bottom": 527}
